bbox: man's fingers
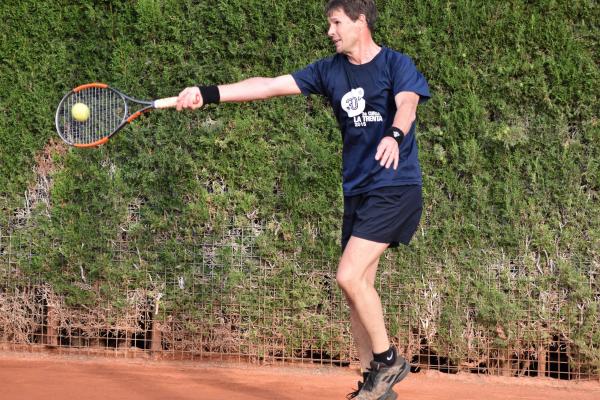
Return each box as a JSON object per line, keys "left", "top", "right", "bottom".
{"left": 176, "top": 89, "right": 191, "bottom": 111}
{"left": 176, "top": 91, "right": 184, "bottom": 111}
{"left": 384, "top": 150, "right": 394, "bottom": 169}
{"left": 186, "top": 92, "right": 195, "bottom": 108}
{"left": 379, "top": 146, "right": 392, "bottom": 167}
{"left": 176, "top": 88, "right": 203, "bottom": 111}
{"left": 375, "top": 145, "right": 384, "bottom": 161}
{"left": 385, "top": 151, "right": 396, "bottom": 169}
{"left": 376, "top": 140, "right": 392, "bottom": 162}
{"left": 377, "top": 143, "right": 392, "bottom": 166}
{"left": 376, "top": 144, "right": 399, "bottom": 169}
{"left": 375, "top": 137, "right": 401, "bottom": 169}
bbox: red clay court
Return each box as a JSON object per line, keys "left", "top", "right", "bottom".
{"left": 1, "top": 351, "right": 598, "bottom": 400}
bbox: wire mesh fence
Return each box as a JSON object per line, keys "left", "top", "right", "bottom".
{"left": 0, "top": 221, "right": 599, "bottom": 381}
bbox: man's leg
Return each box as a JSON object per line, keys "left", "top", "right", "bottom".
{"left": 338, "top": 236, "right": 409, "bottom": 400}
{"left": 337, "top": 236, "right": 390, "bottom": 357}
{"left": 346, "top": 256, "right": 380, "bottom": 372}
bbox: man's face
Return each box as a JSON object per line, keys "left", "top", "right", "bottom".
{"left": 327, "top": 8, "right": 363, "bottom": 54}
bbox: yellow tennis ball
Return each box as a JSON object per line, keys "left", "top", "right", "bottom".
{"left": 71, "top": 102, "right": 90, "bottom": 122}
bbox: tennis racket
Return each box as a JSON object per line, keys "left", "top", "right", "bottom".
{"left": 55, "top": 83, "right": 190, "bottom": 148}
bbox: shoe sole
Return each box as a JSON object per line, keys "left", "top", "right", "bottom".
{"left": 378, "top": 390, "right": 398, "bottom": 400}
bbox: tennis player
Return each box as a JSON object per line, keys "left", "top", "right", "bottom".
{"left": 176, "top": 1, "right": 430, "bottom": 398}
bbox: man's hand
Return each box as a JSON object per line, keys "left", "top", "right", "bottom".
{"left": 375, "top": 136, "right": 400, "bottom": 170}
{"left": 176, "top": 87, "right": 203, "bottom": 111}
{"left": 374, "top": 91, "right": 419, "bottom": 170}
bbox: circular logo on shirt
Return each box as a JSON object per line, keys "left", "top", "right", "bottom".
{"left": 341, "top": 88, "right": 365, "bottom": 118}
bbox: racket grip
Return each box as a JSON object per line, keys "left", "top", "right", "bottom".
{"left": 153, "top": 97, "right": 179, "bottom": 109}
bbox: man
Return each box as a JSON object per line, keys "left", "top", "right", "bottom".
{"left": 176, "top": 1, "right": 430, "bottom": 398}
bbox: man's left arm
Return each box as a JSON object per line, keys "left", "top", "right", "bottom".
{"left": 375, "top": 91, "right": 420, "bottom": 170}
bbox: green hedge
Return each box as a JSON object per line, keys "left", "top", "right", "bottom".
{"left": 1, "top": 0, "right": 598, "bottom": 374}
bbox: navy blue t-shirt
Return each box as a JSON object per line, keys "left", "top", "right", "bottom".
{"left": 292, "top": 47, "right": 430, "bottom": 196}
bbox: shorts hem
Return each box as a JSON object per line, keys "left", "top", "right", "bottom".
{"left": 352, "top": 231, "right": 414, "bottom": 246}
{"left": 351, "top": 231, "right": 392, "bottom": 245}
{"left": 344, "top": 183, "right": 422, "bottom": 197}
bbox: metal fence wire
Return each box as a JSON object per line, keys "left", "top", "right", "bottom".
{"left": 0, "top": 222, "right": 598, "bottom": 381}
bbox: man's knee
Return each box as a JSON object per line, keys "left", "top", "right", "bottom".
{"left": 336, "top": 260, "right": 364, "bottom": 296}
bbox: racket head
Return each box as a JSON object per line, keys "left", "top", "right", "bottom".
{"left": 55, "top": 83, "right": 128, "bottom": 147}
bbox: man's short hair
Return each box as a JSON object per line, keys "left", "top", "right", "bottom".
{"left": 325, "top": 0, "right": 378, "bottom": 31}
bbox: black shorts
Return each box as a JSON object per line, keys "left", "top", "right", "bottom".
{"left": 341, "top": 185, "right": 423, "bottom": 251}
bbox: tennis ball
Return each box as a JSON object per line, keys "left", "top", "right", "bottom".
{"left": 71, "top": 102, "right": 90, "bottom": 122}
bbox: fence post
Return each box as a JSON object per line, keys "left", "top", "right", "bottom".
{"left": 45, "top": 305, "right": 58, "bottom": 347}
{"left": 537, "top": 344, "right": 547, "bottom": 377}
{"left": 150, "top": 316, "right": 162, "bottom": 352}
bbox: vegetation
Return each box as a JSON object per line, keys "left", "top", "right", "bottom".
{"left": 0, "top": 0, "right": 598, "bottom": 377}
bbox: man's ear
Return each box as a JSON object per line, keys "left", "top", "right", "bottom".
{"left": 358, "top": 14, "right": 368, "bottom": 26}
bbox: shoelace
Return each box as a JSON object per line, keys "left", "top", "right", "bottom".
{"left": 346, "top": 367, "right": 380, "bottom": 399}
{"left": 346, "top": 380, "right": 364, "bottom": 399}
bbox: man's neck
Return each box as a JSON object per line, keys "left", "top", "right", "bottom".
{"left": 346, "top": 39, "right": 381, "bottom": 65}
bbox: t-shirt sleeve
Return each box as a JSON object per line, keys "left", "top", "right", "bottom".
{"left": 291, "top": 60, "right": 327, "bottom": 96}
{"left": 391, "top": 54, "right": 431, "bottom": 104}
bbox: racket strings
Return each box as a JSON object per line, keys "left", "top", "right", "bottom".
{"left": 58, "top": 88, "right": 126, "bottom": 145}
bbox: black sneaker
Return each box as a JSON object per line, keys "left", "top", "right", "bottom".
{"left": 351, "top": 352, "right": 410, "bottom": 400}
{"left": 346, "top": 374, "right": 398, "bottom": 400}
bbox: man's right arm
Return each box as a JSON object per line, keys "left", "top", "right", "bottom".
{"left": 176, "top": 74, "right": 301, "bottom": 110}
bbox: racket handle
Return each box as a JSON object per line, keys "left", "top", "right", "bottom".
{"left": 153, "top": 97, "right": 179, "bottom": 109}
